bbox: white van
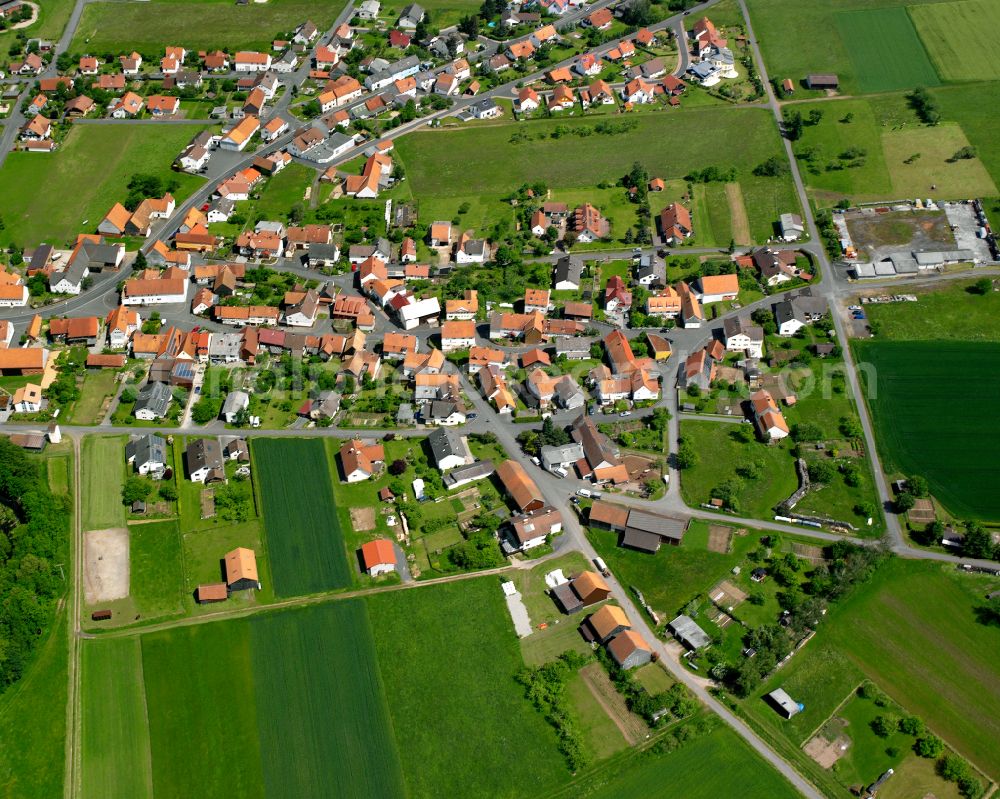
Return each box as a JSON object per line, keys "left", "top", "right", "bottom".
{"left": 576, "top": 488, "right": 593, "bottom": 498}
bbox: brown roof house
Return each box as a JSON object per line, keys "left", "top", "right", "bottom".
{"left": 224, "top": 547, "right": 260, "bottom": 591}
{"left": 496, "top": 460, "right": 545, "bottom": 512}
{"left": 586, "top": 604, "right": 632, "bottom": 644}
{"left": 551, "top": 570, "right": 611, "bottom": 614}
{"left": 607, "top": 630, "right": 653, "bottom": 669}
{"left": 506, "top": 506, "right": 562, "bottom": 554}
{"left": 339, "top": 439, "right": 385, "bottom": 482}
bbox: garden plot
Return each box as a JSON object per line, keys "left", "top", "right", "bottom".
{"left": 84, "top": 528, "right": 129, "bottom": 603}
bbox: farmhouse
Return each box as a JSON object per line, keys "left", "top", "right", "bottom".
{"left": 506, "top": 505, "right": 562, "bottom": 553}
{"left": 658, "top": 203, "right": 692, "bottom": 243}
{"left": 607, "top": 630, "right": 653, "bottom": 669}
{"left": 361, "top": 539, "right": 397, "bottom": 576}
{"left": 440, "top": 319, "right": 476, "bottom": 352}
{"left": 225, "top": 548, "right": 260, "bottom": 591}
{"left": 551, "top": 570, "right": 611, "bottom": 613}
{"left": 586, "top": 604, "right": 631, "bottom": 644}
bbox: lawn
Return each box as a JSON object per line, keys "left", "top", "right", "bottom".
{"left": 47, "top": 451, "right": 71, "bottom": 496}
{"left": 68, "top": 368, "right": 119, "bottom": 425}
{"left": 553, "top": 724, "right": 801, "bottom": 799}
{"left": 378, "top": 0, "right": 482, "bottom": 32}
{"left": 565, "top": 671, "right": 629, "bottom": 761}
{"left": 854, "top": 340, "right": 1000, "bottom": 520}
{"left": 775, "top": 559, "right": 1000, "bottom": 779}
{"left": 128, "top": 521, "right": 185, "bottom": 621}
{"left": 367, "top": 578, "right": 567, "bottom": 799}
{"left": 0, "top": 611, "right": 67, "bottom": 799}
{"left": 909, "top": 0, "right": 1000, "bottom": 82}
{"left": 834, "top": 7, "right": 940, "bottom": 93}
{"left": 81, "top": 638, "right": 153, "bottom": 799}
{"left": 0, "top": 124, "right": 208, "bottom": 248}
{"left": 679, "top": 420, "right": 799, "bottom": 520}
{"left": 587, "top": 520, "right": 760, "bottom": 618}
{"left": 81, "top": 435, "right": 127, "bottom": 530}
{"left": 247, "top": 163, "right": 316, "bottom": 222}
{"left": 70, "top": 0, "right": 342, "bottom": 53}
{"left": 252, "top": 438, "right": 351, "bottom": 596}
{"left": 861, "top": 279, "right": 1000, "bottom": 342}
{"left": 181, "top": 519, "right": 273, "bottom": 608}
{"left": 394, "top": 106, "right": 800, "bottom": 245}
{"left": 0, "top": 0, "right": 75, "bottom": 64}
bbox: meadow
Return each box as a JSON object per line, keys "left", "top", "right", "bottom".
{"left": 0, "top": 611, "right": 67, "bottom": 798}
{"left": 141, "top": 601, "right": 403, "bottom": 798}
{"left": 81, "top": 638, "right": 153, "bottom": 799}
{"left": 394, "top": 107, "right": 800, "bottom": 244}
{"left": 368, "top": 578, "right": 567, "bottom": 799}
{"left": 862, "top": 280, "right": 1000, "bottom": 342}
{"left": 253, "top": 438, "right": 351, "bottom": 596}
{"left": 909, "top": 0, "right": 1000, "bottom": 82}
{"left": 855, "top": 340, "right": 1000, "bottom": 520}
{"left": 753, "top": 559, "right": 1000, "bottom": 780}
{"left": 67, "top": 369, "right": 119, "bottom": 425}
{"left": 932, "top": 83, "right": 1000, "bottom": 190}
{"left": 0, "top": 124, "right": 208, "bottom": 249}
{"left": 81, "top": 435, "right": 127, "bottom": 530}
{"left": 834, "top": 7, "right": 939, "bottom": 93}
{"left": 70, "top": 0, "right": 341, "bottom": 53}
{"left": 881, "top": 123, "right": 997, "bottom": 198}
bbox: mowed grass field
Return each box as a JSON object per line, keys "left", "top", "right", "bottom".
{"left": 394, "top": 107, "right": 800, "bottom": 244}
{"left": 855, "top": 340, "right": 1000, "bottom": 520}
{"left": 559, "top": 725, "right": 801, "bottom": 799}
{"left": 81, "top": 435, "right": 127, "bottom": 530}
{"left": 835, "top": 7, "right": 940, "bottom": 93}
{"left": 368, "top": 578, "right": 568, "bottom": 799}
{"left": 140, "top": 601, "right": 403, "bottom": 799}
{"left": 863, "top": 280, "right": 1000, "bottom": 342}
{"left": 932, "top": 83, "right": 1000, "bottom": 190}
{"left": 253, "top": 438, "right": 351, "bottom": 596}
{"left": 0, "top": 124, "right": 207, "bottom": 249}
{"left": 882, "top": 123, "right": 997, "bottom": 198}
{"left": 910, "top": 0, "right": 1000, "bottom": 82}
{"left": 81, "top": 638, "right": 153, "bottom": 799}
{"left": 71, "top": 0, "right": 341, "bottom": 53}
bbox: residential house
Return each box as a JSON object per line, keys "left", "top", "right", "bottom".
{"left": 125, "top": 433, "right": 168, "bottom": 475}
{"left": 517, "top": 86, "right": 540, "bottom": 112}
{"left": 749, "top": 389, "right": 789, "bottom": 440}
{"left": 658, "top": 203, "right": 692, "bottom": 243}
{"left": 693, "top": 273, "right": 739, "bottom": 304}
{"left": 361, "top": 539, "right": 397, "bottom": 576}
{"left": 604, "top": 275, "right": 632, "bottom": 314}
{"left": 524, "top": 288, "right": 550, "bottom": 314}
{"left": 507, "top": 506, "right": 562, "bottom": 553}
{"left": 440, "top": 319, "right": 476, "bottom": 352}
{"left": 496, "top": 460, "right": 544, "bottom": 512}
{"left": 682, "top": 346, "right": 716, "bottom": 390}
{"left": 339, "top": 439, "right": 385, "bottom": 482}
{"left": 133, "top": 381, "right": 172, "bottom": 420}
{"left": 723, "top": 315, "right": 764, "bottom": 358}
{"left": 220, "top": 390, "right": 249, "bottom": 423}
{"left": 571, "top": 203, "right": 609, "bottom": 243}
{"left": 553, "top": 254, "right": 583, "bottom": 291}
{"left": 428, "top": 427, "right": 474, "bottom": 471}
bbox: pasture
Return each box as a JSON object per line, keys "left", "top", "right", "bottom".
{"left": 834, "top": 7, "right": 939, "bottom": 93}
{"left": 71, "top": 0, "right": 341, "bottom": 53}
{"left": 394, "top": 107, "right": 800, "bottom": 244}
{"left": 81, "top": 435, "right": 127, "bottom": 531}
{"left": 910, "top": 0, "right": 1000, "bottom": 82}
{"left": 81, "top": 638, "right": 153, "bottom": 799}
{"left": 0, "top": 124, "right": 207, "bottom": 249}
{"left": 882, "top": 123, "right": 997, "bottom": 198}
{"left": 855, "top": 340, "right": 1000, "bottom": 520}
{"left": 0, "top": 612, "right": 67, "bottom": 798}
{"left": 368, "top": 578, "right": 567, "bottom": 799}
{"left": 932, "top": 83, "right": 1000, "bottom": 189}
{"left": 253, "top": 438, "right": 351, "bottom": 596}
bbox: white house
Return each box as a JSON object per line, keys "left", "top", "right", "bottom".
{"left": 723, "top": 316, "right": 764, "bottom": 358}
{"left": 440, "top": 319, "right": 476, "bottom": 352}
{"left": 221, "top": 390, "right": 250, "bottom": 423}
{"left": 122, "top": 277, "right": 189, "bottom": 306}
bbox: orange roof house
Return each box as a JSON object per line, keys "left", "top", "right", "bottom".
{"left": 224, "top": 548, "right": 260, "bottom": 590}
{"left": 361, "top": 539, "right": 397, "bottom": 575}
{"left": 496, "top": 460, "right": 544, "bottom": 512}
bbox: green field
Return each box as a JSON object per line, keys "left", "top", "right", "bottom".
{"left": 754, "top": 559, "right": 1000, "bottom": 780}
{"left": 882, "top": 123, "right": 997, "bottom": 198}
{"left": 394, "top": 107, "right": 800, "bottom": 244}
{"left": 253, "top": 438, "right": 351, "bottom": 596}
{"left": 855, "top": 340, "right": 1000, "bottom": 520}
{"left": 557, "top": 724, "right": 800, "bottom": 799}
{"left": 745, "top": 0, "right": 947, "bottom": 95}
{"left": 141, "top": 601, "right": 403, "bottom": 798}
{"left": 71, "top": 0, "right": 341, "bottom": 53}
{"left": 379, "top": 0, "right": 482, "bottom": 28}
{"left": 0, "top": 0, "right": 76, "bottom": 67}
{"left": 129, "top": 521, "right": 185, "bottom": 620}
{"left": 932, "top": 83, "right": 1000, "bottom": 190}
{"left": 82, "top": 435, "right": 127, "bottom": 530}
{"left": 0, "top": 611, "right": 67, "bottom": 798}
{"left": 368, "top": 578, "right": 567, "bottom": 799}
{"left": 0, "top": 124, "right": 207, "bottom": 249}
{"left": 910, "top": 0, "right": 1000, "bottom": 82}
{"left": 863, "top": 280, "right": 1000, "bottom": 341}
{"left": 834, "top": 7, "right": 940, "bottom": 93}
{"left": 81, "top": 638, "right": 153, "bottom": 799}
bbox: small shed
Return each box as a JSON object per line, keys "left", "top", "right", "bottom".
{"left": 766, "top": 688, "right": 803, "bottom": 719}
{"left": 668, "top": 614, "right": 711, "bottom": 650}
{"left": 197, "top": 583, "right": 229, "bottom": 603}
{"left": 91, "top": 609, "right": 112, "bottom": 621}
